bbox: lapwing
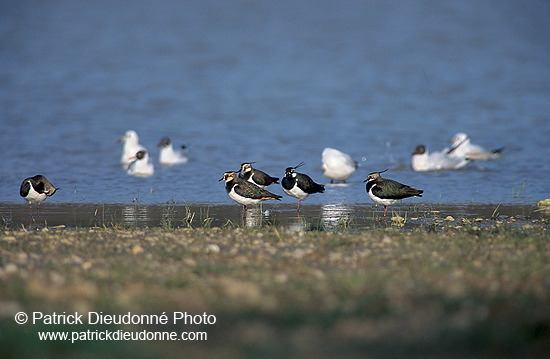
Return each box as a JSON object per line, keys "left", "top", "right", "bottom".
{"left": 157, "top": 136, "right": 188, "bottom": 165}
{"left": 321, "top": 147, "right": 358, "bottom": 183}
{"left": 411, "top": 145, "right": 470, "bottom": 171}
{"left": 127, "top": 150, "right": 155, "bottom": 177}
{"left": 364, "top": 170, "right": 423, "bottom": 216}
{"left": 281, "top": 162, "right": 325, "bottom": 209}
{"left": 238, "top": 162, "right": 279, "bottom": 189}
{"left": 447, "top": 132, "right": 503, "bottom": 161}
{"left": 20, "top": 175, "right": 58, "bottom": 210}
{"left": 220, "top": 171, "right": 282, "bottom": 210}
{"left": 119, "top": 130, "right": 146, "bottom": 167}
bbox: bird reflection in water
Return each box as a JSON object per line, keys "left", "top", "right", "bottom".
{"left": 321, "top": 203, "right": 354, "bottom": 231}
{"left": 122, "top": 205, "right": 152, "bottom": 227}
{"left": 242, "top": 207, "right": 265, "bottom": 228}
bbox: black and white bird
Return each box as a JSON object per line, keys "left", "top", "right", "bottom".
{"left": 220, "top": 171, "right": 282, "bottom": 210}
{"left": 20, "top": 175, "right": 58, "bottom": 209}
{"left": 127, "top": 150, "right": 155, "bottom": 177}
{"left": 281, "top": 162, "right": 325, "bottom": 209}
{"left": 321, "top": 147, "right": 358, "bottom": 183}
{"left": 157, "top": 136, "right": 188, "bottom": 165}
{"left": 119, "top": 130, "right": 147, "bottom": 167}
{"left": 238, "top": 162, "right": 279, "bottom": 189}
{"left": 364, "top": 170, "right": 423, "bottom": 216}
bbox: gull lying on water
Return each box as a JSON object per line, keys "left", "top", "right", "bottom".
{"left": 119, "top": 130, "right": 147, "bottom": 167}
{"left": 127, "top": 150, "right": 155, "bottom": 177}
{"left": 411, "top": 145, "right": 470, "bottom": 171}
{"left": 447, "top": 132, "right": 503, "bottom": 161}
{"left": 157, "top": 136, "right": 188, "bottom": 165}
{"left": 321, "top": 147, "right": 358, "bottom": 183}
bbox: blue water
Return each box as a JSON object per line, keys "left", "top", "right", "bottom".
{"left": 1, "top": 0, "right": 549, "bottom": 206}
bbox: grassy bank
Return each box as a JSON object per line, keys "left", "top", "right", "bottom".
{"left": 0, "top": 223, "right": 548, "bottom": 358}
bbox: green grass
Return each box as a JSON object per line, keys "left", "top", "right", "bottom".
{"left": 0, "top": 224, "right": 548, "bottom": 358}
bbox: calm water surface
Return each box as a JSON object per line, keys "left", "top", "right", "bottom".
{"left": 1, "top": 0, "right": 549, "bottom": 208}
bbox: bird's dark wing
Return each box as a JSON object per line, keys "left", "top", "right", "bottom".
{"left": 375, "top": 179, "right": 423, "bottom": 199}
{"left": 34, "top": 179, "right": 46, "bottom": 194}
{"left": 252, "top": 170, "right": 279, "bottom": 186}
{"left": 20, "top": 180, "right": 30, "bottom": 197}
{"left": 235, "top": 181, "right": 282, "bottom": 200}
{"left": 296, "top": 173, "right": 325, "bottom": 194}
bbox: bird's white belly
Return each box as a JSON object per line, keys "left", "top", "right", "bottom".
{"left": 229, "top": 187, "right": 260, "bottom": 206}
{"left": 368, "top": 186, "right": 397, "bottom": 206}
{"left": 283, "top": 185, "right": 309, "bottom": 200}
{"left": 25, "top": 185, "right": 47, "bottom": 204}
{"left": 127, "top": 161, "right": 154, "bottom": 177}
{"left": 160, "top": 147, "right": 188, "bottom": 165}
{"left": 322, "top": 164, "right": 355, "bottom": 181}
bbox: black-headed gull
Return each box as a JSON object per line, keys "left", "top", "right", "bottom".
{"left": 447, "top": 133, "right": 503, "bottom": 161}
{"left": 157, "top": 137, "right": 188, "bottom": 165}
{"left": 411, "top": 145, "right": 470, "bottom": 171}
{"left": 119, "top": 130, "right": 146, "bottom": 167}
{"left": 127, "top": 150, "right": 154, "bottom": 177}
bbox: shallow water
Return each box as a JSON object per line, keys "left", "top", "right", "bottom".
{"left": 1, "top": 202, "right": 546, "bottom": 231}
{"left": 1, "top": 0, "right": 549, "bottom": 207}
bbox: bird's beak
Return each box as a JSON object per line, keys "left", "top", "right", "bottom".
{"left": 118, "top": 137, "right": 125, "bottom": 143}
{"left": 363, "top": 178, "right": 368, "bottom": 182}
{"left": 218, "top": 176, "right": 224, "bottom": 181}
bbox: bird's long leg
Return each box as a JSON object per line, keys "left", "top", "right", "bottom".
{"left": 383, "top": 205, "right": 388, "bottom": 217}
{"left": 297, "top": 200, "right": 301, "bottom": 211}
{"left": 28, "top": 204, "right": 33, "bottom": 229}
{"left": 242, "top": 205, "right": 248, "bottom": 223}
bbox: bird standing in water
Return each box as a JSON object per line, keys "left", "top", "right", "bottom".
{"left": 364, "top": 170, "right": 423, "bottom": 216}
{"left": 20, "top": 175, "right": 58, "bottom": 219}
{"left": 220, "top": 171, "right": 282, "bottom": 211}
{"left": 321, "top": 147, "right": 358, "bottom": 183}
{"left": 281, "top": 162, "right": 325, "bottom": 210}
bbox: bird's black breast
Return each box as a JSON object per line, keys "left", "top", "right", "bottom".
{"left": 225, "top": 180, "right": 236, "bottom": 194}
{"left": 281, "top": 175, "right": 295, "bottom": 191}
